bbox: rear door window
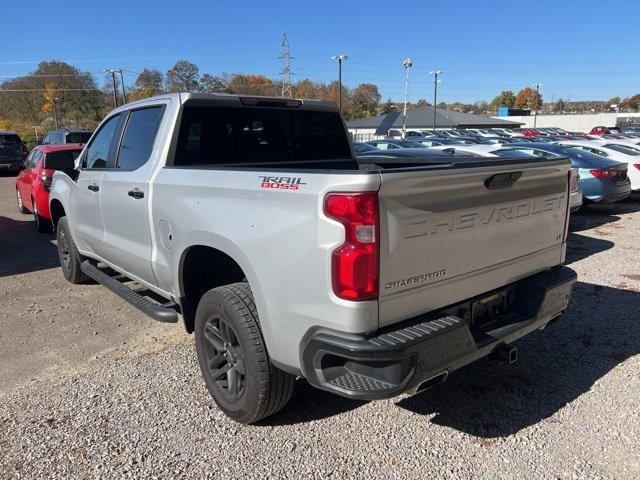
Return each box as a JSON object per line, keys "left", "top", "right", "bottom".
{"left": 115, "top": 106, "right": 165, "bottom": 170}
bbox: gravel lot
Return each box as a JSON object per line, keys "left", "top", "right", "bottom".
{"left": 1, "top": 173, "right": 639, "bottom": 479}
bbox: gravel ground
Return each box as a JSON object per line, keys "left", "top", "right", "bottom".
{"left": 1, "top": 173, "right": 639, "bottom": 479}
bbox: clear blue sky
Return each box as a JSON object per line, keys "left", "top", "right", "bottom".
{"left": 2, "top": 0, "right": 639, "bottom": 104}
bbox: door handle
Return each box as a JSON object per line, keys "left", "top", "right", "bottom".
{"left": 88, "top": 183, "right": 99, "bottom": 192}
{"left": 128, "top": 188, "right": 144, "bottom": 199}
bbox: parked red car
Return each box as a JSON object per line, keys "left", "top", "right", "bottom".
{"left": 15, "top": 144, "right": 82, "bottom": 232}
{"left": 511, "top": 128, "right": 542, "bottom": 137}
{"left": 590, "top": 126, "right": 621, "bottom": 135}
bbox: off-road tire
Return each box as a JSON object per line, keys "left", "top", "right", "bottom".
{"left": 195, "top": 282, "right": 295, "bottom": 424}
{"left": 56, "top": 216, "right": 89, "bottom": 284}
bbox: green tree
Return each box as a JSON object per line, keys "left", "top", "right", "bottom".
{"left": 129, "top": 69, "right": 164, "bottom": 100}
{"left": 166, "top": 60, "right": 200, "bottom": 92}
{"left": 489, "top": 90, "right": 516, "bottom": 110}
{"left": 0, "top": 60, "right": 105, "bottom": 129}
{"left": 555, "top": 98, "right": 566, "bottom": 114}
{"left": 415, "top": 99, "right": 431, "bottom": 107}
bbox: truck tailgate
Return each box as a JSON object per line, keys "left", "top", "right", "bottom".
{"left": 377, "top": 158, "right": 570, "bottom": 327}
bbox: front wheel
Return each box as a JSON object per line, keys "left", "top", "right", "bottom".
{"left": 195, "top": 283, "right": 295, "bottom": 424}
{"left": 56, "top": 217, "right": 89, "bottom": 284}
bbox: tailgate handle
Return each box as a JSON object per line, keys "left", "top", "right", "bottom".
{"left": 484, "top": 172, "right": 522, "bottom": 189}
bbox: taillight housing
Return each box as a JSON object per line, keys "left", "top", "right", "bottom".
{"left": 563, "top": 171, "right": 571, "bottom": 241}
{"left": 634, "top": 164, "right": 640, "bottom": 171}
{"left": 589, "top": 168, "right": 617, "bottom": 180}
{"left": 324, "top": 192, "right": 378, "bottom": 301}
{"left": 40, "top": 171, "right": 53, "bottom": 191}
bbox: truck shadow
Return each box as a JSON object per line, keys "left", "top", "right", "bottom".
{"left": 395, "top": 281, "right": 640, "bottom": 438}
{"left": 564, "top": 232, "right": 613, "bottom": 265}
{"left": 0, "top": 215, "right": 59, "bottom": 277}
{"left": 570, "top": 194, "right": 640, "bottom": 233}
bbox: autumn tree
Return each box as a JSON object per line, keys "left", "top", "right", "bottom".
{"left": 166, "top": 60, "right": 200, "bottom": 92}
{"left": 348, "top": 83, "right": 380, "bottom": 119}
{"left": 514, "top": 87, "right": 543, "bottom": 110}
{"left": 380, "top": 98, "right": 396, "bottom": 114}
{"left": 415, "top": 99, "right": 431, "bottom": 107}
{"left": 129, "top": 69, "right": 165, "bottom": 101}
{"left": 0, "top": 61, "right": 105, "bottom": 129}
{"left": 226, "top": 74, "right": 276, "bottom": 95}
{"left": 489, "top": 90, "right": 516, "bottom": 110}
{"left": 200, "top": 73, "right": 229, "bottom": 93}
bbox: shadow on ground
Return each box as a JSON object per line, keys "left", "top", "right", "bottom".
{"left": 565, "top": 232, "right": 613, "bottom": 265}
{"left": 395, "top": 281, "right": 639, "bottom": 437}
{"left": 0, "top": 215, "right": 59, "bottom": 277}
{"left": 569, "top": 194, "right": 640, "bottom": 233}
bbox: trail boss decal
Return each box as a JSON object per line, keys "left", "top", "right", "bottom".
{"left": 259, "top": 176, "right": 306, "bottom": 191}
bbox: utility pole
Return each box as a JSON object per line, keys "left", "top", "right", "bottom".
{"left": 280, "top": 34, "right": 293, "bottom": 98}
{"left": 118, "top": 69, "right": 127, "bottom": 104}
{"left": 105, "top": 69, "right": 119, "bottom": 108}
{"left": 533, "top": 83, "right": 542, "bottom": 127}
{"left": 429, "top": 70, "right": 442, "bottom": 131}
{"left": 402, "top": 58, "right": 413, "bottom": 138}
{"left": 45, "top": 96, "right": 59, "bottom": 129}
{"left": 32, "top": 126, "right": 39, "bottom": 143}
{"left": 331, "top": 55, "right": 348, "bottom": 111}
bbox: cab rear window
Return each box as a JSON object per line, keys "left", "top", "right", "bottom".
{"left": 173, "top": 106, "right": 352, "bottom": 166}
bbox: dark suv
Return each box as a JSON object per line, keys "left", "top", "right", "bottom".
{"left": 0, "top": 131, "right": 29, "bottom": 172}
{"left": 42, "top": 129, "right": 93, "bottom": 145}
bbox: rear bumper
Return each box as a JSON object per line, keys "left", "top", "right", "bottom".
{"left": 301, "top": 266, "right": 577, "bottom": 400}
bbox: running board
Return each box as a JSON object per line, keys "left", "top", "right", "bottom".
{"left": 81, "top": 261, "right": 179, "bottom": 323}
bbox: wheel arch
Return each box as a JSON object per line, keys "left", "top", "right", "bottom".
{"left": 49, "top": 198, "right": 66, "bottom": 229}
{"left": 178, "top": 244, "right": 256, "bottom": 334}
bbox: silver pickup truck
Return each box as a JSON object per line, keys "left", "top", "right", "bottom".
{"left": 49, "top": 93, "right": 577, "bottom": 424}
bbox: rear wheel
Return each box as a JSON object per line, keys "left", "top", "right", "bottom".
{"left": 16, "top": 189, "right": 28, "bottom": 214}
{"left": 56, "top": 217, "right": 89, "bottom": 284}
{"left": 195, "top": 283, "right": 295, "bottom": 424}
{"left": 33, "top": 199, "right": 52, "bottom": 233}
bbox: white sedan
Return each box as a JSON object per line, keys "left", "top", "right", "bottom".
{"left": 556, "top": 140, "right": 640, "bottom": 191}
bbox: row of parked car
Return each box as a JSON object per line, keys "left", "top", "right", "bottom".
{"left": 356, "top": 126, "right": 640, "bottom": 211}
{"left": 2, "top": 129, "right": 93, "bottom": 231}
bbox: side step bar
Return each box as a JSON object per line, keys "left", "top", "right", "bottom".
{"left": 81, "top": 261, "right": 179, "bottom": 323}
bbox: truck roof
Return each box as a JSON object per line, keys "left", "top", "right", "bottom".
{"left": 116, "top": 92, "right": 339, "bottom": 112}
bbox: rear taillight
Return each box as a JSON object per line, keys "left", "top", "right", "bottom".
{"left": 40, "top": 171, "right": 53, "bottom": 191}
{"left": 589, "top": 168, "right": 617, "bottom": 180}
{"left": 563, "top": 171, "right": 571, "bottom": 241}
{"left": 324, "top": 192, "right": 378, "bottom": 301}
{"left": 634, "top": 164, "right": 640, "bottom": 171}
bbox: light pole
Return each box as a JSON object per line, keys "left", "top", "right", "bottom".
{"left": 532, "top": 83, "right": 542, "bottom": 128}
{"left": 402, "top": 58, "right": 413, "bottom": 138}
{"left": 32, "top": 126, "right": 39, "bottom": 143}
{"left": 429, "top": 70, "right": 442, "bottom": 131}
{"left": 331, "top": 55, "right": 348, "bottom": 111}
